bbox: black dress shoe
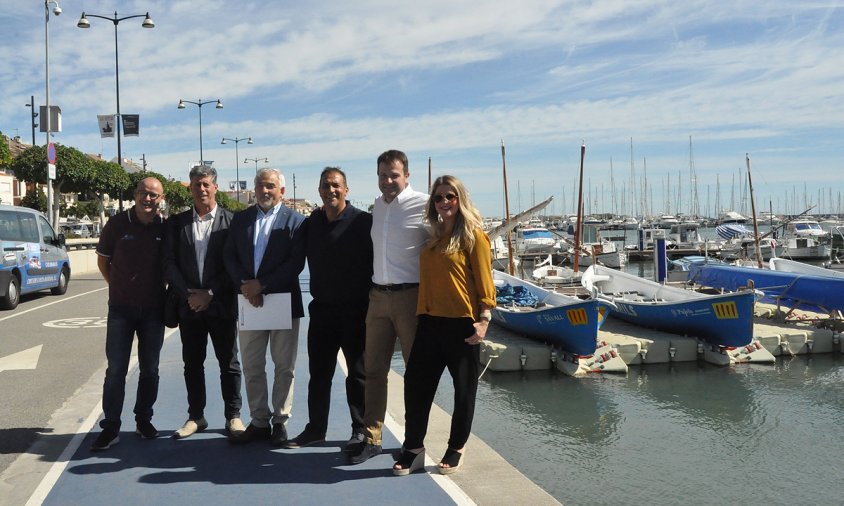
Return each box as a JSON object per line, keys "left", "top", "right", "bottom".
{"left": 347, "top": 442, "right": 382, "bottom": 464}
{"left": 284, "top": 428, "right": 326, "bottom": 449}
{"left": 271, "top": 423, "right": 288, "bottom": 447}
{"left": 229, "top": 423, "right": 271, "bottom": 444}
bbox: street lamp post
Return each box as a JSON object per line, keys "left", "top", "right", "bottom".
{"left": 178, "top": 99, "right": 223, "bottom": 166}
{"left": 221, "top": 137, "right": 253, "bottom": 204}
{"left": 77, "top": 10, "right": 155, "bottom": 176}
{"left": 25, "top": 95, "right": 38, "bottom": 146}
{"left": 45, "top": 0, "right": 61, "bottom": 227}
{"left": 244, "top": 156, "right": 268, "bottom": 175}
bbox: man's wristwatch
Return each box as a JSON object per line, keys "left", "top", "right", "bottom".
{"left": 479, "top": 310, "right": 492, "bottom": 322}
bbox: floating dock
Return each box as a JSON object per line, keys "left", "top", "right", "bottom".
{"left": 481, "top": 304, "right": 842, "bottom": 376}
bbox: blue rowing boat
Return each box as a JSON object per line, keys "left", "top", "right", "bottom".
{"left": 582, "top": 264, "right": 757, "bottom": 348}
{"left": 492, "top": 270, "right": 608, "bottom": 356}
{"left": 688, "top": 262, "right": 844, "bottom": 314}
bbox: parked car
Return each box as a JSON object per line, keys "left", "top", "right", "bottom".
{"left": 0, "top": 205, "right": 71, "bottom": 309}
{"left": 60, "top": 222, "right": 93, "bottom": 238}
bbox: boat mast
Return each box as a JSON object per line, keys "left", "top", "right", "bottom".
{"left": 427, "top": 156, "right": 432, "bottom": 193}
{"left": 574, "top": 141, "right": 586, "bottom": 273}
{"left": 501, "top": 140, "right": 515, "bottom": 276}
{"left": 747, "top": 154, "right": 764, "bottom": 267}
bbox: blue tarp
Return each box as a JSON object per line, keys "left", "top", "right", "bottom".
{"left": 496, "top": 283, "right": 540, "bottom": 307}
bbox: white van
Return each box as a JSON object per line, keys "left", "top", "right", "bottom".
{"left": 0, "top": 205, "right": 71, "bottom": 309}
{"left": 61, "top": 222, "right": 93, "bottom": 238}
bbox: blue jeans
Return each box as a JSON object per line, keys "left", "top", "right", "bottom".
{"left": 100, "top": 305, "right": 165, "bottom": 432}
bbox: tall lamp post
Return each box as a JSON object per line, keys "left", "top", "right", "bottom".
{"left": 25, "top": 96, "right": 38, "bottom": 146}
{"left": 178, "top": 99, "right": 223, "bottom": 166}
{"left": 44, "top": 0, "right": 61, "bottom": 227}
{"left": 77, "top": 10, "right": 155, "bottom": 175}
{"left": 221, "top": 137, "right": 252, "bottom": 204}
{"left": 244, "top": 156, "right": 268, "bottom": 175}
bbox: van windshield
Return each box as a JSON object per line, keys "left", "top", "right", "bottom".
{"left": 0, "top": 210, "right": 39, "bottom": 243}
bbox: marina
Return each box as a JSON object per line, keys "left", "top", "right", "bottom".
{"left": 5, "top": 236, "right": 843, "bottom": 505}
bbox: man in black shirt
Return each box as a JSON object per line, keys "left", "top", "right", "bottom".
{"left": 285, "top": 167, "right": 373, "bottom": 451}
{"left": 91, "top": 177, "right": 166, "bottom": 451}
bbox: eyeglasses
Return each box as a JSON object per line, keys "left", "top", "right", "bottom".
{"left": 433, "top": 193, "right": 457, "bottom": 204}
{"left": 136, "top": 191, "right": 162, "bottom": 200}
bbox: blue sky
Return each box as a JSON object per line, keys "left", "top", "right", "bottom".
{"left": 2, "top": 0, "right": 844, "bottom": 218}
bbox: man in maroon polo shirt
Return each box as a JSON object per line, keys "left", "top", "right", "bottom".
{"left": 90, "top": 177, "right": 167, "bottom": 451}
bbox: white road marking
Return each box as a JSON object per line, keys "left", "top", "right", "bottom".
{"left": 0, "top": 345, "right": 42, "bottom": 373}
{"left": 23, "top": 327, "right": 179, "bottom": 506}
{"left": 43, "top": 317, "right": 108, "bottom": 328}
{"left": 0, "top": 287, "right": 108, "bottom": 323}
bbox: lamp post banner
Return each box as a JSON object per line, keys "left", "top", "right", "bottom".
{"left": 122, "top": 114, "right": 140, "bottom": 136}
{"left": 98, "top": 114, "right": 116, "bottom": 138}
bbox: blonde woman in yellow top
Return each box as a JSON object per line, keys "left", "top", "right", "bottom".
{"left": 393, "top": 174, "right": 496, "bottom": 476}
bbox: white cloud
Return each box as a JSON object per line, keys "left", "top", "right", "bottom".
{"left": 2, "top": 1, "right": 844, "bottom": 215}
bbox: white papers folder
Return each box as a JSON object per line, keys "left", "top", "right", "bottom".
{"left": 237, "top": 293, "right": 292, "bottom": 330}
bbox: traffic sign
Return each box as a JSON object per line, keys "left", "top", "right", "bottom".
{"left": 47, "top": 142, "right": 56, "bottom": 164}
{"left": 48, "top": 163, "right": 56, "bottom": 180}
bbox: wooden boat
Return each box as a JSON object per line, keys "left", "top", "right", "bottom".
{"left": 581, "top": 264, "right": 757, "bottom": 348}
{"left": 492, "top": 270, "right": 608, "bottom": 356}
{"left": 689, "top": 262, "right": 844, "bottom": 314}
{"left": 768, "top": 257, "right": 844, "bottom": 279}
{"left": 531, "top": 255, "right": 579, "bottom": 285}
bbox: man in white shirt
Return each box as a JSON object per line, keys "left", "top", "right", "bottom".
{"left": 348, "top": 150, "right": 429, "bottom": 464}
{"left": 163, "top": 165, "right": 244, "bottom": 440}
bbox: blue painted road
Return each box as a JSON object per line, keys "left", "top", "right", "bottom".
{"left": 35, "top": 312, "right": 468, "bottom": 505}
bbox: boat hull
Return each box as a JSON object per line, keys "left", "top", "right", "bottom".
{"left": 689, "top": 263, "right": 844, "bottom": 314}
{"left": 582, "top": 264, "right": 756, "bottom": 347}
{"left": 492, "top": 271, "right": 606, "bottom": 356}
{"left": 605, "top": 291, "right": 756, "bottom": 347}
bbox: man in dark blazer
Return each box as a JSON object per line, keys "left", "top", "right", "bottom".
{"left": 223, "top": 167, "right": 306, "bottom": 446}
{"left": 163, "top": 165, "right": 244, "bottom": 439}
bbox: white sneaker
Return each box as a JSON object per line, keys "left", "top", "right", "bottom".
{"left": 226, "top": 417, "right": 246, "bottom": 436}
{"left": 172, "top": 417, "right": 208, "bottom": 439}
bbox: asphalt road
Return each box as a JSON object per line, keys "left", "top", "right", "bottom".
{"left": 0, "top": 272, "right": 109, "bottom": 474}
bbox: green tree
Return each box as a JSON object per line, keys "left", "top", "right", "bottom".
{"left": 0, "top": 131, "right": 13, "bottom": 170}
{"left": 20, "top": 189, "right": 47, "bottom": 213}
{"left": 163, "top": 178, "right": 191, "bottom": 213}
{"left": 11, "top": 144, "right": 97, "bottom": 225}
{"left": 118, "top": 171, "right": 193, "bottom": 215}
{"left": 87, "top": 159, "right": 131, "bottom": 220}
{"left": 218, "top": 191, "right": 247, "bottom": 212}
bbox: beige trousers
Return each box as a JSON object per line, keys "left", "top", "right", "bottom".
{"left": 362, "top": 288, "right": 418, "bottom": 445}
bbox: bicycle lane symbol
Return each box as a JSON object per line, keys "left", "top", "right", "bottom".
{"left": 43, "top": 317, "right": 107, "bottom": 329}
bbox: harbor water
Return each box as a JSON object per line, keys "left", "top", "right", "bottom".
{"left": 462, "top": 357, "right": 843, "bottom": 505}
{"left": 393, "top": 227, "right": 841, "bottom": 505}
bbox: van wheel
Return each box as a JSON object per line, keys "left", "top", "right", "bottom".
{"left": 1, "top": 275, "right": 20, "bottom": 310}
{"left": 51, "top": 267, "right": 70, "bottom": 295}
